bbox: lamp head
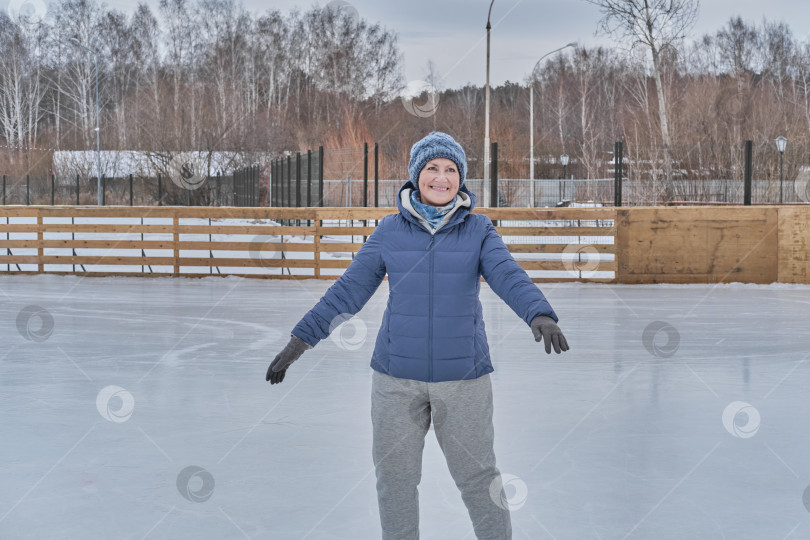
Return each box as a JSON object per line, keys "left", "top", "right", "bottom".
{"left": 775, "top": 136, "right": 787, "bottom": 154}
{"left": 560, "top": 153, "right": 570, "bottom": 167}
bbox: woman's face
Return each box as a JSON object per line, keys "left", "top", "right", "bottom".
{"left": 417, "top": 158, "right": 460, "bottom": 207}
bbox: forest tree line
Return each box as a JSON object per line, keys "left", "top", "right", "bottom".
{"left": 2, "top": 0, "right": 810, "bottom": 199}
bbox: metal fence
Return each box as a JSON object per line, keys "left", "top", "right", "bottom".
{"left": 0, "top": 166, "right": 262, "bottom": 207}
{"left": 270, "top": 147, "right": 324, "bottom": 207}
{"left": 312, "top": 140, "right": 810, "bottom": 207}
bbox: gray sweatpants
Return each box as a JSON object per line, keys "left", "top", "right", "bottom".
{"left": 371, "top": 370, "right": 512, "bottom": 540}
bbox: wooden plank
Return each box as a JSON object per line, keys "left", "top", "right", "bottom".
{"left": 0, "top": 270, "right": 316, "bottom": 279}
{"left": 777, "top": 206, "right": 810, "bottom": 284}
{"left": 0, "top": 239, "right": 315, "bottom": 252}
{"left": 617, "top": 207, "right": 778, "bottom": 284}
{"left": 0, "top": 223, "right": 313, "bottom": 235}
{"left": 0, "top": 205, "right": 618, "bottom": 222}
{"left": 507, "top": 243, "right": 615, "bottom": 254}
{"left": 0, "top": 224, "right": 43, "bottom": 233}
{"left": 176, "top": 225, "right": 314, "bottom": 235}
{"left": 174, "top": 257, "right": 317, "bottom": 268}
{"left": 0, "top": 206, "right": 320, "bottom": 220}
{"left": 318, "top": 242, "right": 363, "bottom": 253}
{"left": 475, "top": 207, "right": 616, "bottom": 220}
{"left": 1, "top": 256, "right": 178, "bottom": 265}
{"left": 0, "top": 239, "right": 172, "bottom": 250}
{"left": 314, "top": 208, "right": 397, "bottom": 220}
{"left": 496, "top": 226, "right": 615, "bottom": 236}
{"left": 529, "top": 277, "right": 616, "bottom": 283}
{"left": 516, "top": 260, "right": 617, "bottom": 272}
{"left": 1, "top": 224, "right": 175, "bottom": 233}
{"left": 318, "top": 226, "right": 376, "bottom": 236}
{"left": 317, "top": 259, "right": 352, "bottom": 269}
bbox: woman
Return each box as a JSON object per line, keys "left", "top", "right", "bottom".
{"left": 266, "top": 132, "right": 569, "bottom": 539}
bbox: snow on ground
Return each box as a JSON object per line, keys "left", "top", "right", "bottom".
{"left": 1, "top": 275, "right": 809, "bottom": 539}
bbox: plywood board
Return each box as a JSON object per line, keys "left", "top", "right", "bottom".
{"left": 617, "top": 207, "right": 778, "bottom": 284}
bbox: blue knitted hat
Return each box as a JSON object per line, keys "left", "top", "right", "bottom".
{"left": 408, "top": 132, "right": 467, "bottom": 188}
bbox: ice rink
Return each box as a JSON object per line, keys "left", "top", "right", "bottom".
{"left": 2, "top": 274, "right": 810, "bottom": 539}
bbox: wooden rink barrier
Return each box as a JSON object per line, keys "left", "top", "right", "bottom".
{"left": 0, "top": 205, "right": 807, "bottom": 284}
{"left": 616, "top": 205, "right": 810, "bottom": 284}
{"left": 0, "top": 206, "right": 615, "bottom": 282}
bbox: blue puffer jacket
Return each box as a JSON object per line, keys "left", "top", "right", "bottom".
{"left": 292, "top": 180, "right": 559, "bottom": 382}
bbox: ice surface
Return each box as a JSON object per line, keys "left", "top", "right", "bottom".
{"left": 1, "top": 275, "right": 810, "bottom": 539}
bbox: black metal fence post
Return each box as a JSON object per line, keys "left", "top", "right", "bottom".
{"left": 51, "top": 175, "right": 55, "bottom": 205}
{"left": 129, "top": 174, "right": 134, "bottom": 206}
{"left": 233, "top": 169, "right": 239, "bottom": 206}
{"left": 26, "top": 175, "right": 29, "bottom": 205}
{"left": 2, "top": 175, "right": 5, "bottom": 205}
{"left": 75, "top": 175, "right": 79, "bottom": 205}
{"left": 490, "top": 142, "right": 498, "bottom": 208}
{"left": 319, "top": 146, "right": 324, "bottom": 207}
{"left": 307, "top": 150, "right": 313, "bottom": 207}
{"left": 287, "top": 155, "right": 292, "bottom": 208}
{"left": 363, "top": 142, "right": 368, "bottom": 208}
{"left": 216, "top": 173, "right": 221, "bottom": 206}
{"left": 374, "top": 142, "right": 379, "bottom": 208}
{"left": 614, "top": 141, "right": 623, "bottom": 207}
{"left": 158, "top": 174, "right": 162, "bottom": 206}
{"left": 744, "top": 140, "right": 753, "bottom": 206}
{"left": 102, "top": 176, "right": 106, "bottom": 206}
{"left": 296, "top": 152, "right": 302, "bottom": 207}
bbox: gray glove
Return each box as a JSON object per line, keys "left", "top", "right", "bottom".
{"left": 266, "top": 335, "right": 311, "bottom": 384}
{"left": 530, "top": 315, "right": 569, "bottom": 354}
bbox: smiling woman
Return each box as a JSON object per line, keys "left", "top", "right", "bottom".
{"left": 267, "top": 131, "right": 569, "bottom": 539}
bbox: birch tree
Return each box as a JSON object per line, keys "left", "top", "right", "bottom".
{"left": 585, "top": 0, "right": 699, "bottom": 200}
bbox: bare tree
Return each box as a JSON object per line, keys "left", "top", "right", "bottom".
{"left": 585, "top": 0, "right": 699, "bottom": 201}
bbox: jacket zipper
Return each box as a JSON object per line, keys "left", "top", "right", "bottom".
{"left": 427, "top": 232, "right": 435, "bottom": 382}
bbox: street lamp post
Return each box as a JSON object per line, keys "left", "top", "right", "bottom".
{"left": 560, "top": 153, "right": 570, "bottom": 180}
{"left": 70, "top": 38, "right": 102, "bottom": 206}
{"left": 529, "top": 42, "right": 576, "bottom": 207}
{"left": 775, "top": 136, "right": 787, "bottom": 204}
{"left": 483, "top": 0, "right": 494, "bottom": 207}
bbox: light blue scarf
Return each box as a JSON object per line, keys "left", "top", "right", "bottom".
{"left": 410, "top": 190, "right": 457, "bottom": 229}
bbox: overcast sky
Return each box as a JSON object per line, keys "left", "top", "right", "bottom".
{"left": 108, "top": 0, "right": 810, "bottom": 89}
